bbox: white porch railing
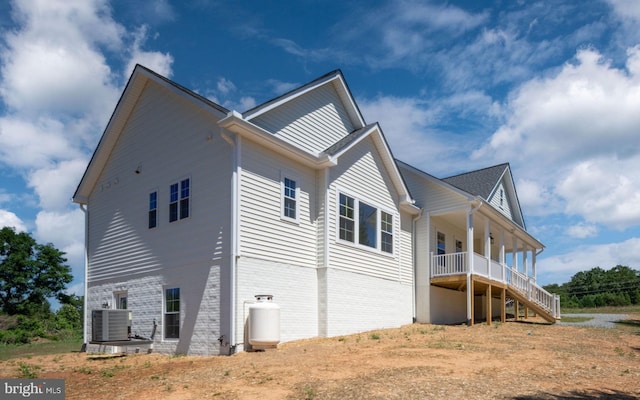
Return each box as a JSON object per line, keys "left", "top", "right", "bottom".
{"left": 431, "top": 252, "right": 561, "bottom": 320}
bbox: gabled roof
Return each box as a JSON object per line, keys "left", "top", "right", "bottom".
{"left": 442, "top": 163, "right": 509, "bottom": 200}
{"left": 242, "top": 69, "right": 366, "bottom": 130}
{"left": 73, "top": 65, "right": 229, "bottom": 204}
{"left": 443, "top": 163, "right": 525, "bottom": 229}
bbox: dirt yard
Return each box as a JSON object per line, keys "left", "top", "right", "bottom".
{"left": 1, "top": 316, "right": 639, "bottom": 399}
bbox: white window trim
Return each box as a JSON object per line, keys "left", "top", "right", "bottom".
{"left": 335, "top": 188, "right": 396, "bottom": 256}
{"left": 280, "top": 171, "right": 300, "bottom": 224}
{"left": 163, "top": 286, "right": 181, "bottom": 341}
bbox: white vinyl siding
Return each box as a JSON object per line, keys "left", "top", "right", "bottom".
{"left": 328, "top": 137, "right": 406, "bottom": 282}
{"left": 86, "top": 80, "right": 232, "bottom": 283}
{"left": 489, "top": 182, "right": 514, "bottom": 220}
{"left": 249, "top": 83, "right": 354, "bottom": 154}
{"left": 239, "top": 139, "right": 317, "bottom": 266}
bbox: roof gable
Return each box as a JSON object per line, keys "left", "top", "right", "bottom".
{"left": 73, "top": 65, "right": 229, "bottom": 203}
{"left": 443, "top": 163, "right": 525, "bottom": 228}
{"left": 243, "top": 70, "right": 366, "bottom": 155}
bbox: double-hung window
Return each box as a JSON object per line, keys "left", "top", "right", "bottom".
{"left": 164, "top": 287, "right": 180, "bottom": 339}
{"left": 338, "top": 192, "right": 393, "bottom": 254}
{"left": 148, "top": 191, "right": 158, "bottom": 229}
{"left": 282, "top": 176, "right": 298, "bottom": 222}
{"left": 170, "top": 178, "right": 190, "bottom": 222}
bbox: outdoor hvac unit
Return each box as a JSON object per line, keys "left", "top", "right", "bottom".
{"left": 91, "top": 309, "right": 130, "bottom": 342}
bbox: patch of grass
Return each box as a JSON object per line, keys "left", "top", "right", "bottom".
{"left": 17, "top": 362, "right": 41, "bottom": 378}
{"left": 561, "top": 305, "right": 640, "bottom": 314}
{"left": 0, "top": 337, "right": 83, "bottom": 361}
{"left": 369, "top": 333, "right": 381, "bottom": 340}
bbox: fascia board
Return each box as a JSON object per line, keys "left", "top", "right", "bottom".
{"left": 219, "top": 112, "right": 336, "bottom": 168}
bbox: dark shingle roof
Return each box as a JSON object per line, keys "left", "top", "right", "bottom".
{"left": 323, "top": 123, "right": 377, "bottom": 156}
{"left": 442, "top": 163, "right": 509, "bottom": 200}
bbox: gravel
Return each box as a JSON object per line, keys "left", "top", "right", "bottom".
{"left": 558, "top": 313, "right": 629, "bottom": 328}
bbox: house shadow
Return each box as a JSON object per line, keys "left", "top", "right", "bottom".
{"left": 512, "top": 389, "right": 640, "bottom": 399}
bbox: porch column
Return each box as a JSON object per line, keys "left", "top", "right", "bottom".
{"left": 523, "top": 245, "right": 528, "bottom": 277}
{"left": 532, "top": 251, "right": 537, "bottom": 282}
{"left": 466, "top": 209, "right": 474, "bottom": 326}
{"left": 486, "top": 284, "right": 492, "bottom": 326}
{"left": 512, "top": 237, "right": 518, "bottom": 272}
{"left": 484, "top": 218, "right": 491, "bottom": 261}
{"left": 499, "top": 229, "right": 506, "bottom": 282}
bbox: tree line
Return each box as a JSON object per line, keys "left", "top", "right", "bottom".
{"left": 543, "top": 265, "right": 640, "bottom": 308}
{"left": 0, "top": 226, "right": 82, "bottom": 344}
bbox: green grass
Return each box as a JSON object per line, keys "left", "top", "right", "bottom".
{"left": 0, "top": 337, "right": 83, "bottom": 361}
{"left": 561, "top": 305, "right": 640, "bottom": 314}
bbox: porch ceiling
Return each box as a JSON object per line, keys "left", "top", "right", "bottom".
{"left": 431, "top": 208, "right": 541, "bottom": 253}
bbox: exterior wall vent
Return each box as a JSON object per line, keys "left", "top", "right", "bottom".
{"left": 91, "top": 309, "right": 130, "bottom": 341}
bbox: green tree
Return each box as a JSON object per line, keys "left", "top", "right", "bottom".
{"left": 0, "top": 227, "right": 72, "bottom": 316}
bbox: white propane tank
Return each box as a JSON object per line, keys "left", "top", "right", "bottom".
{"left": 248, "top": 295, "right": 280, "bottom": 349}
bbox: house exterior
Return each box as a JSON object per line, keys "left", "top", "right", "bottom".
{"left": 73, "top": 65, "right": 559, "bottom": 356}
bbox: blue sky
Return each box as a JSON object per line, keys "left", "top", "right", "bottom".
{"left": 1, "top": 0, "right": 640, "bottom": 295}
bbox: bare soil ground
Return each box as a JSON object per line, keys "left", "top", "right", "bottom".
{"left": 2, "top": 315, "right": 640, "bottom": 399}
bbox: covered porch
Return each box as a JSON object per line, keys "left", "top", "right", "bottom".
{"left": 427, "top": 202, "right": 560, "bottom": 324}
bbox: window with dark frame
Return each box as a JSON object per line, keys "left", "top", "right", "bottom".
{"left": 170, "top": 178, "right": 190, "bottom": 222}
{"left": 148, "top": 191, "right": 158, "bottom": 229}
{"left": 437, "top": 232, "right": 446, "bottom": 255}
{"left": 358, "top": 201, "right": 377, "bottom": 249}
{"left": 164, "top": 287, "right": 180, "bottom": 339}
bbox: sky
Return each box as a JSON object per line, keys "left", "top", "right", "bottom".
{"left": 1, "top": 0, "right": 640, "bottom": 295}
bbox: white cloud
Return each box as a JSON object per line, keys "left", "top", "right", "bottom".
{"left": 28, "top": 159, "right": 88, "bottom": 211}
{"left": 538, "top": 237, "right": 640, "bottom": 284}
{"left": 0, "top": 0, "right": 174, "bottom": 297}
{"left": 474, "top": 47, "right": 640, "bottom": 229}
{"left": 564, "top": 222, "right": 598, "bottom": 239}
{"left": 359, "top": 95, "right": 451, "bottom": 170}
{"left": 0, "top": 209, "right": 27, "bottom": 232}
{"left": 516, "top": 178, "right": 561, "bottom": 217}
{"left": 124, "top": 25, "right": 174, "bottom": 78}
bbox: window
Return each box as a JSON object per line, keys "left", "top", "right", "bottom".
{"left": 338, "top": 192, "right": 393, "bottom": 254}
{"left": 499, "top": 189, "right": 504, "bottom": 209}
{"left": 282, "top": 177, "right": 298, "bottom": 221}
{"left": 381, "top": 211, "right": 393, "bottom": 253}
{"left": 148, "top": 191, "right": 157, "bottom": 229}
{"left": 455, "top": 240, "right": 463, "bottom": 253}
{"left": 170, "top": 178, "right": 190, "bottom": 222}
{"left": 164, "top": 288, "right": 180, "bottom": 339}
{"left": 358, "top": 202, "right": 377, "bottom": 248}
{"left": 437, "top": 232, "right": 446, "bottom": 255}
{"left": 339, "top": 194, "right": 355, "bottom": 242}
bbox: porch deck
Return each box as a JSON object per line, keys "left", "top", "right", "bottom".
{"left": 431, "top": 252, "right": 561, "bottom": 324}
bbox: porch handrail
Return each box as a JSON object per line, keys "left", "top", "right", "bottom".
{"left": 431, "top": 252, "right": 561, "bottom": 319}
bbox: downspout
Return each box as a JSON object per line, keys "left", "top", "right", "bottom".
{"left": 79, "top": 203, "right": 89, "bottom": 348}
{"left": 221, "top": 129, "right": 240, "bottom": 354}
{"left": 411, "top": 209, "right": 423, "bottom": 323}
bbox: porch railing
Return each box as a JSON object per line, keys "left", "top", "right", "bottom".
{"left": 431, "top": 252, "right": 561, "bottom": 319}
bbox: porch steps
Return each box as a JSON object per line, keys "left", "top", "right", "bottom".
{"left": 506, "top": 285, "right": 558, "bottom": 323}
